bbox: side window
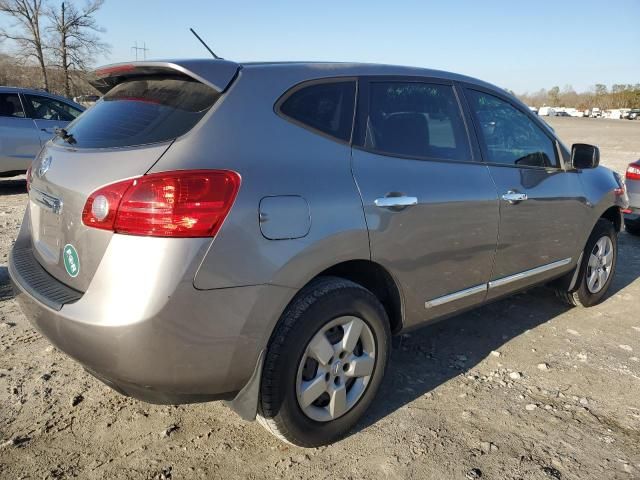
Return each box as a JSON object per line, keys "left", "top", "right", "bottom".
{"left": 466, "top": 89, "right": 558, "bottom": 168}
{"left": 364, "top": 82, "right": 471, "bottom": 161}
{"left": 0, "top": 93, "right": 25, "bottom": 118}
{"left": 279, "top": 81, "right": 356, "bottom": 142}
{"left": 25, "top": 95, "right": 82, "bottom": 122}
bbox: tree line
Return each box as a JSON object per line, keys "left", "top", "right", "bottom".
{"left": 0, "top": 0, "right": 108, "bottom": 97}
{"left": 515, "top": 84, "right": 640, "bottom": 110}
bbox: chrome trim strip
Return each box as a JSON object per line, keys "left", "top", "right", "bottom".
{"left": 488, "top": 257, "right": 572, "bottom": 289}
{"left": 425, "top": 283, "right": 487, "bottom": 309}
{"left": 30, "top": 187, "right": 63, "bottom": 215}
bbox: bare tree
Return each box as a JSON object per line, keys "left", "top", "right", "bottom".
{"left": 47, "top": 0, "right": 109, "bottom": 97}
{"left": 0, "top": 0, "right": 50, "bottom": 90}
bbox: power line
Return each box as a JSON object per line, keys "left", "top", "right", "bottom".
{"left": 131, "top": 41, "right": 149, "bottom": 61}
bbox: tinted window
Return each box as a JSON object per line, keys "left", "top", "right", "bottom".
{"left": 25, "top": 95, "right": 82, "bottom": 121}
{"left": 280, "top": 81, "right": 356, "bottom": 142}
{"left": 55, "top": 77, "right": 219, "bottom": 149}
{"left": 364, "top": 82, "right": 470, "bottom": 161}
{"left": 467, "top": 90, "right": 558, "bottom": 168}
{"left": 0, "top": 93, "right": 25, "bottom": 118}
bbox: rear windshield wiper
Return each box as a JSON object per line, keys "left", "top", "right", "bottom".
{"left": 54, "top": 127, "right": 77, "bottom": 145}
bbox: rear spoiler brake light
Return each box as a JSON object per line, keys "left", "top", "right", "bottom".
{"left": 90, "top": 59, "right": 240, "bottom": 94}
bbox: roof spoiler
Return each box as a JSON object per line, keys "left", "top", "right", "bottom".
{"left": 90, "top": 59, "right": 240, "bottom": 94}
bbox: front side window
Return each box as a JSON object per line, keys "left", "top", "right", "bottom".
{"left": 0, "top": 93, "right": 25, "bottom": 118}
{"left": 364, "top": 82, "right": 471, "bottom": 161}
{"left": 466, "top": 90, "right": 558, "bottom": 168}
{"left": 25, "top": 95, "right": 82, "bottom": 121}
{"left": 279, "top": 81, "right": 356, "bottom": 142}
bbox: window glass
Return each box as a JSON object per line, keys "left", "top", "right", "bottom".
{"left": 467, "top": 90, "right": 558, "bottom": 168}
{"left": 53, "top": 77, "right": 219, "bottom": 149}
{"left": 364, "top": 82, "right": 470, "bottom": 161}
{"left": 280, "top": 81, "right": 356, "bottom": 142}
{"left": 25, "top": 95, "right": 82, "bottom": 121}
{"left": 0, "top": 93, "right": 25, "bottom": 118}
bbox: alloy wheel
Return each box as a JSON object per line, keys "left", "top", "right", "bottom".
{"left": 586, "top": 236, "right": 614, "bottom": 294}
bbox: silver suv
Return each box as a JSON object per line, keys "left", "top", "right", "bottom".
{"left": 9, "top": 60, "right": 628, "bottom": 447}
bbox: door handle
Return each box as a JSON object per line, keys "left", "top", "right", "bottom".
{"left": 374, "top": 195, "right": 418, "bottom": 209}
{"left": 501, "top": 190, "right": 528, "bottom": 204}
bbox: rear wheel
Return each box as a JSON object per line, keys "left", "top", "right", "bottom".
{"left": 257, "top": 277, "right": 390, "bottom": 447}
{"left": 556, "top": 219, "right": 617, "bottom": 307}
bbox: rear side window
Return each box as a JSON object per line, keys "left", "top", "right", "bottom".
{"left": 466, "top": 90, "right": 558, "bottom": 168}
{"left": 25, "top": 94, "right": 82, "bottom": 121}
{"left": 364, "top": 82, "right": 471, "bottom": 161}
{"left": 0, "top": 93, "right": 25, "bottom": 118}
{"left": 279, "top": 81, "right": 356, "bottom": 142}
{"left": 56, "top": 77, "right": 219, "bottom": 148}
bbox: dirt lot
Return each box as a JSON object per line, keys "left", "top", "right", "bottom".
{"left": 1, "top": 118, "right": 639, "bottom": 479}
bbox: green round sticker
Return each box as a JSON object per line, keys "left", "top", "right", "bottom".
{"left": 63, "top": 244, "right": 80, "bottom": 278}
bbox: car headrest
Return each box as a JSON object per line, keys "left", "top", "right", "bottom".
{"left": 0, "top": 98, "right": 16, "bottom": 116}
{"left": 377, "top": 112, "right": 430, "bottom": 157}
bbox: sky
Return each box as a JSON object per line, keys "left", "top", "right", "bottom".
{"left": 4, "top": 0, "right": 640, "bottom": 93}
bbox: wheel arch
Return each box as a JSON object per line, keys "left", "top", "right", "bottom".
{"left": 314, "top": 260, "right": 404, "bottom": 335}
{"left": 599, "top": 205, "right": 622, "bottom": 232}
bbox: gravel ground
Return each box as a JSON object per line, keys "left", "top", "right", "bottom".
{"left": 1, "top": 118, "right": 639, "bottom": 479}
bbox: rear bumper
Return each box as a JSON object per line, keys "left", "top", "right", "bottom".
{"left": 9, "top": 224, "right": 295, "bottom": 405}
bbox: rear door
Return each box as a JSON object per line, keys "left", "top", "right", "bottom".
{"left": 22, "top": 94, "right": 83, "bottom": 144}
{"left": 0, "top": 92, "right": 40, "bottom": 173}
{"left": 27, "top": 62, "right": 238, "bottom": 291}
{"left": 352, "top": 77, "right": 499, "bottom": 327}
{"left": 462, "top": 87, "right": 587, "bottom": 299}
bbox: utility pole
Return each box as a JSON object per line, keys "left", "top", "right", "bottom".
{"left": 131, "top": 41, "right": 149, "bottom": 61}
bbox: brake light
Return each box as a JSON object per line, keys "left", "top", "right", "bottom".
{"left": 626, "top": 163, "right": 640, "bottom": 181}
{"left": 82, "top": 170, "right": 241, "bottom": 237}
{"left": 95, "top": 64, "right": 135, "bottom": 77}
{"left": 26, "top": 166, "right": 32, "bottom": 192}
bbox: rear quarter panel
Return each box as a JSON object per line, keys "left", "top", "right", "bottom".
{"left": 148, "top": 66, "right": 370, "bottom": 290}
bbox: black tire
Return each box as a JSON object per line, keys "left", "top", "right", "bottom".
{"left": 556, "top": 219, "right": 617, "bottom": 307}
{"left": 625, "top": 218, "right": 640, "bottom": 236}
{"left": 257, "top": 276, "right": 391, "bottom": 447}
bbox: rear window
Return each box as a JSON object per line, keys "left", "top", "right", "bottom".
{"left": 364, "top": 82, "right": 471, "bottom": 161}
{"left": 278, "top": 81, "right": 356, "bottom": 142}
{"left": 55, "top": 77, "right": 219, "bottom": 148}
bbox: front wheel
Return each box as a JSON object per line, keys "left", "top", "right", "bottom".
{"left": 556, "top": 219, "right": 617, "bottom": 307}
{"left": 257, "top": 277, "right": 391, "bottom": 447}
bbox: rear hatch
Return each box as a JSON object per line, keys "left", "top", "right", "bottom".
{"left": 27, "top": 60, "right": 239, "bottom": 291}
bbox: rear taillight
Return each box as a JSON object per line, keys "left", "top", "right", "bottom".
{"left": 82, "top": 170, "right": 241, "bottom": 237}
{"left": 26, "top": 166, "right": 32, "bottom": 192}
{"left": 626, "top": 163, "right": 640, "bottom": 181}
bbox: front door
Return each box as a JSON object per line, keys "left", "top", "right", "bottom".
{"left": 352, "top": 79, "right": 499, "bottom": 327}
{"left": 463, "top": 87, "right": 587, "bottom": 299}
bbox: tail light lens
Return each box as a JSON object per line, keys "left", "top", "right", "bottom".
{"left": 82, "top": 170, "right": 241, "bottom": 237}
{"left": 626, "top": 163, "right": 640, "bottom": 181}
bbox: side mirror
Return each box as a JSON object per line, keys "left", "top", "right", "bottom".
{"left": 571, "top": 143, "right": 600, "bottom": 169}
